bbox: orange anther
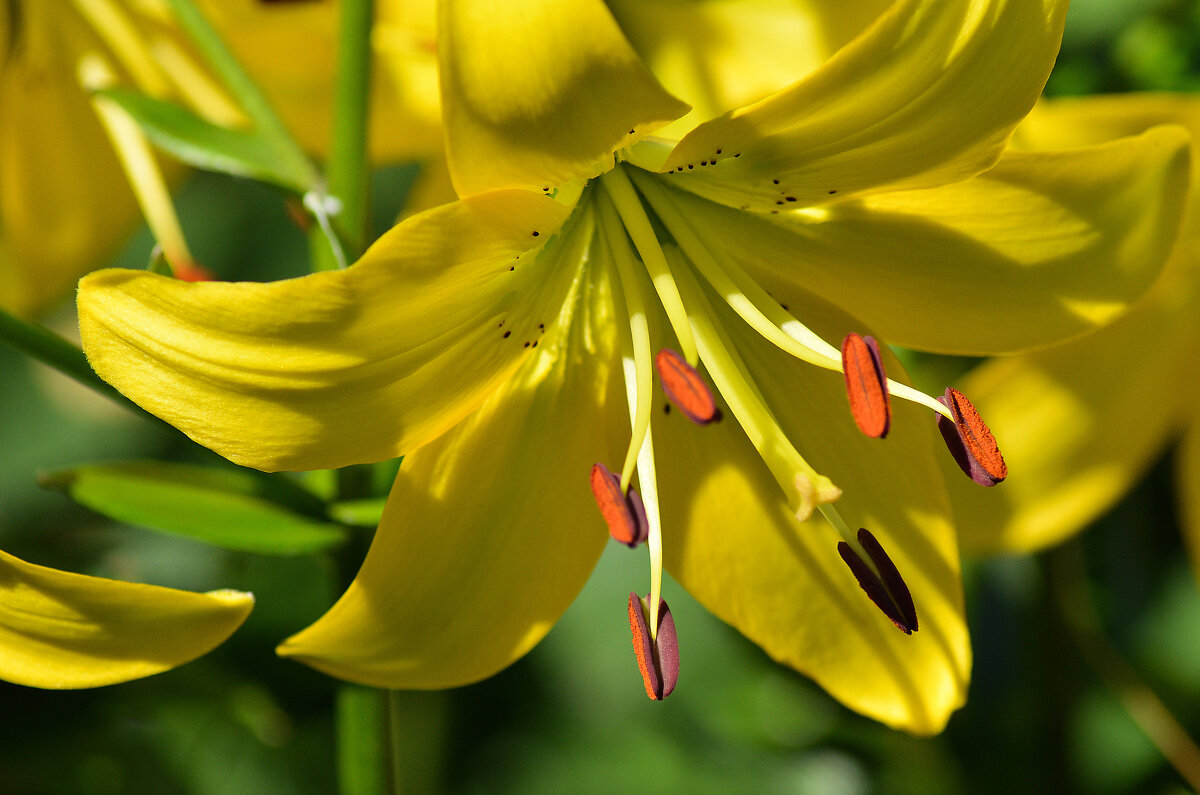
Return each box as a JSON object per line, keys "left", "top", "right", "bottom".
{"left": 655, "top": 349, "right": 718, "bottom": 425}
{"left": 841, "top": 333, "right": 890, "bottom": 439}
{"left": 590, "top": 463, "right": 647, "bottom": 547}
{"left": 173, "top": 260, "right": 215, "bottom": 282}
{"left": 938, "top": 388, "right": 1006, "bottom": 486}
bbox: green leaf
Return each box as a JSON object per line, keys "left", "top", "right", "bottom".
{"left": 328, "top": 498, "right": 387, "bottom": 527}
{"left": 95, "top": 88, "right": 315, "bottom": 191}
{"left": 40, "top": 461, "right": 348, "bottom": 555}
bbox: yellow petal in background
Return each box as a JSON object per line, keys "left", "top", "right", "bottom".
{"left": 278, "top": 293, "right": 621, "bottom": 688}
{"left": 949, "top": 289, "right": 1197, "bottom": 555}
{"left": 79, "top": 191, "right": 581, "bottom": 472}
{"left": 655, "top": 285, "right": 968, "bottom": 734}
{"left": 605, "top": 0, "right": 892, "bottom": 141}
{"left": 439, "top": 0, "right": 689, "bottom": 197}
{"left": 195, "top": 0, "right": 444, "bottom": 162}
{"left": 662, "top": 0, "right": 1067, "bottom": 211}
{"left": 672, "top": 126, "right": 1191, "bottom": 355}
{"left": 0, "top": 549, "right": 252, "bottom": 689}
{"left": 0, "top": 2, "right": 143, "bottom": 316}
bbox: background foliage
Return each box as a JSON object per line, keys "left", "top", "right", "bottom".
{"left": 3, "top": 0, "right": 1200, "bottom": 791}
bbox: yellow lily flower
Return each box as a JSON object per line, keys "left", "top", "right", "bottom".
{"left": 942, "top": 93, "right": 1200, "bottom": 559}
{"left": 0, "top": 0, "right": 440, "bottom": 317}
{"left": 76, "top": 0, "right": 1190, "bottom": 734}
{"left": 0, "top": 547, "right": 253, "bottom": 688}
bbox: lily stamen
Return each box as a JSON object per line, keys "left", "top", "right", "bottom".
{"left": 79, "top": 54, "right": 198, "bottom": 276}
{"left": 836, "top": 528, "right": 919, "bottom": 635}
{"left": 629, "top": 170, "right": 956, "bottom": 423}
{"left": 937, "top": 387, "right": 1007, "bottom": 486}
{"left": 627, "top": 593, "right": 679, "bottom": 700}
{"left": 841, "top": 333, "right": 891, "bottom": 439}
{"left": 655, "top": 348, "right": 719, "bottom": 425}
{"left": 590, "top": 463, "right": 649, "bottom": 548}
{"left": 598, "top": 168, "right": 699, "bottom": 367}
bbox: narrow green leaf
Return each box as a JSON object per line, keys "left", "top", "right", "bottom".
{"left": 95, "top": 88, "right": 314, "bottom": 191}
{"left": 40, "top": 461, "right": 348, "bottom": 555}
{"left": 328, "top": 498, "right": 387, "bottom": 527}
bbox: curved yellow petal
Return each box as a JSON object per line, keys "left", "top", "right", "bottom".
{"left": 950, "top": 285, "right": 1197, "bottom": 555}
{"left": 1016, "top": 93, "right": 1200, "bottom": 246}
{"left": 1016, "top": 93, "right": 1200, "bottom": 154}
{"left": 661, "top": 0, "right": 1067, "bottom": 211}
{"left": 606, "top": 0, "right": 893, "bottom": 141}
{"left": 440, "top": 0, "right": 688, "bottom": 197}
{"left": 0, "top": 3, "right": 142, "bottom": 316}
{"left": 278, "top": 288, "right": 622, "bottom": 688}
{"left": 657, "top": 284, "right": 968, "bottom": 734}
{"left": 79, "top": 191, "right": 584, "bottom": 472}
{"left": 0, "top": 549, "right": 253, "bottom": 689}
{"left": 664, "top": 126, "right": 1191, "bottom": 355}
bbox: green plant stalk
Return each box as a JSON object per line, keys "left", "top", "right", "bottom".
{"left": 325, "top": 0, "right": 375, "bottom": 264}
{"left": 336, "top": 684, "right": 389, "bottom": 795}
{"left": 0, "top": 308, "right": 129, "bottom": 406}
{"left": 1051, "top": 541, "right": 1200, "bottom": 792}
{"left": 162, "top": 0, "right": 318, "bottom": 189}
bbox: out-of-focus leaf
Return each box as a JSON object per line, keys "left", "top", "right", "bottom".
{"left": 94, "top": 88, "right": 314, "bottom": 191}
{"left": 327, "top": 498, "right": 386, "bottom": 527}
{"left": 40, "top": 461, "right": 346, "bottom": 555}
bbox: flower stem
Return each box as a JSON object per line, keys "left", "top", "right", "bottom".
{"left": 161, "top": 0, "right": 317, "bottom": 190}
{"left": 336, "top": 684, "right": 389, "bottom": 795}
{"left": 331, "top": 0, "right": 373, "bottom": 258}
{"left": 0, "top": 308, "right": 128, "bottom": 407}
{"left": 1051, "top": 541, "right": 1200, "bottom": 791}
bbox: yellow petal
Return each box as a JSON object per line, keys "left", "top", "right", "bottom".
{"left": 1015, "top": 93, "right": 1200, "bottom": 247}
{"left": 195, "top": 0, "right": 444, "bottom": 162}
{"left": 661, "top": 0, "right": 1067, "bottom": 211}
{"left": 662, "top": 126, "right": 1191, "bottom": 355}
{"left": 439, "top": 0, "right": 689, "bottom": 197}
{"left": 0, "top": 549, "right": 252, "bottom": 689}
{"left": 950, "top": 284, "right": 1197, "bottom": 555}
{"left": 657, "top": 284, "right": 968, "bottom": 734}
{"left": 0, "top": 5, "right": 142, "bottom": 316}
{"left": 278, "top": 284, "right": 622, "bottom": 688}
{"left": 79, "top": 191, "right": 584, "bottom": 471}
{"left": 606, "top": 0, "right": 893, "bottom": 141}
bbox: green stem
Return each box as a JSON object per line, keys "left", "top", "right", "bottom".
{"left": 0, "top": 308, "right": 129, "bottom": 407}
{"left": 312, "top": 0, "right": 374, "bottom": 271}
{"left": 1051, "top": 541, "right": 1200, "bottom": 792}
{"left": 336, "top": 684, "right": 389, "bottom": 795}
{"left": 331, "top": 0, "right": 374, "bottom": 258}
{"left": 162, "top": 0, "right": 317, "bottom": 189}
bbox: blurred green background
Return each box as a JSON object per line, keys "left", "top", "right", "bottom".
{"left": 4, "top": 0, "right": 1200, "bottom": 792}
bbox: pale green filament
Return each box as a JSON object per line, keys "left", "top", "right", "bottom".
{"left": 596, "top": 193, "right": 654, "bottom": 493}
{"left": 818, "top": 503, "right": 885, "bottom": 583}
{"left": 70, "top": 0, "right": 171, "bottom": 96}
{"left": 630, "top": 170, "right": 953, "bottom": 421}
{"left": 603, "top": 226, "right": 665, "bottom": 638}
{"left": 80, "top": 54, "right": 194, "bottom": 271}
{"left": 598, "top": 167, "right": 698, "bottom": 367}
{"left": 664, "top": 247, "right": 842, "bottom": 521}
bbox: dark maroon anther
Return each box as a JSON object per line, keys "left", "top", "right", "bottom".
{"left": 627, "top": 593, "right": 680, "bottom": 700}
{"left": 936, "top": 387, "right": 1007, "bottom": 487}
{"left": 590, "top": 463, "right": 648, "bottom": 547}
{"left": 837, "top": 528, "right": 918, "bottom": 634}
